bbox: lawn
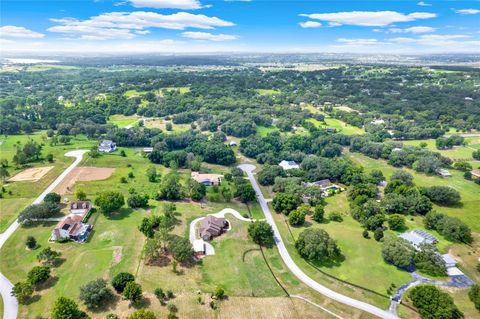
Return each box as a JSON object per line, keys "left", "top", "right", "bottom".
{"left": 307, "top": 118, "right": 365, "bottom": 135}
{"left": 257, "top": 125, "right": 279, "bottom": 137}
{"left": 123, "top": 89, "right": 148, "bottom": 97}
{"left": 402, "top": 138, "right": 480, "bottom": 162}
{"left": 107, "top": 114, "right": 140, "bottom": 128}
{"left": 143, "top": 118, "right": 191, "bottom": 133}
{"left": 0, "top": 133, "right": 96, "bottom": 232}
{"left": 255, "top": 89, "right": 281, "bottom": 96}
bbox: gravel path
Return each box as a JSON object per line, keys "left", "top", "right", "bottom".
{"left": 0, "top": 150, "right": 88, "bottom": 319}
{"left": 238, "top": 163, "right": 397, "bottom": 319}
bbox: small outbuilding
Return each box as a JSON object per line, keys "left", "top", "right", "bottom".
{"left": 143, "top": 147, "right": 153, "bottom": 153}
{"left": 442, "top": 254, "right": 457, "bottom": 268}
{"left": 229, "top": 141, "right": 237, "bottom": 147}
{"left": 436, "top": 168, "right": 452, "bottom": 178}
{"left": 279, "top": 160, "right": 300, "bottom": 170}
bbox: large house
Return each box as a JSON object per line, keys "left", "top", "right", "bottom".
{"left": 98, "top": 140, "right": 116, "bottom": 153}
{"left": 200, "top": 215, "right": 228, "bottom": 241}
{"left": 191, "top": 172, "right": 223, "bottom": 186}
{"left": 51, "top": 201, "right": 93, "bottom": 243}
{"left": 399, "top": 229, "right": 437, "bottom": 250}
{"left": 304, "top": 179, "right": 332, "bottom": 189}
{"left": 279, "top": 160, "right": 300, "bottom": 170}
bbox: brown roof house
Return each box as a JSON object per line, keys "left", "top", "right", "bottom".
{"left": 51, "top": 201, "right": 93, "bottom": 242}
{"left": 200, "top": 215, "right": 228, "bottom": 241}
{"left": 191, "top": 172, "right": 222, "bottom": 186}
{"left": 471, "top": 169, "right": 480, "bottom": 180}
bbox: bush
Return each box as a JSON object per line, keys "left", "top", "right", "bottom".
{"left": 126, "top": 309, "right": 157, "bottom": 319}
{"left": 25, "top": 236, "right": 37, "bottom": 249}
{"left": 79, "top": 278, "right": 113, "bottom": 309}
{"left": 373, "top": 228, "right": 384, "bottom": 241}
{"left": 154, "top": 288, "right": 165, "bottom": 300}
{"left": 167, "top": 303, "right": 177, "bottom": 313}
{"left": 166, "top": 289, "right": 174, "bottom": 299}
{"left": 213, "top": 287, "right": 225, "bottom": 299}
{"left": 51, "top": 297, "right": 90, "bottom": 319}
{"left": 76, "top": 189, "right": 87, "bottom": 201}
{"left": 295, "top": 228, "right": 341, "bottom": 261}
{"left": 288, "top": 208, "right": 306, "bottom": 226}
{"left": 106, "top": 315, "right": 119, "bottom": 319}
{"left": 111, "top": 272, "right": 135, "bottom": 293}
{"left": 408, "top": 285, "right": 463, "bottom": 319}
{"left": 248, "top": 221, "right": 274, "bottom": 247}
{"left": 11, "top": 282, "right": 33, "bottom": 304}
{"left": 328, "top": 212, "right": 343, "bottom": 222}
{"left": 362, "top": 230, "right": 369, "bottom": 238}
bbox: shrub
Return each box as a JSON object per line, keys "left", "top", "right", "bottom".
{"left": 27, "top": 266, "right": 51, "bottom": 285}
{"left": 127, "top": 193, "right": 149, "bottom": 208}
{"left": 328, "top": 212, "right": 343, "bottom": 222}
{"left": 11, "top": 282, "right": 33, "bottom": 304}
{"left": 51, "top": 297, "right": 89, "bottom": 319}
{"left": 111, "top": 272, "right": 135, "bottom": 293}
{"left": 312, "top": 205, "right": 324, "bottom": 222}
{"left": 126, "top": 309, "right": 156, "bottom": 319}
{"left": 167, "top": 303, "right": 177, "bottom": 313}
{"left": 373, "top": 228, "right": 384, "bottom": 241}
{"left": 154, "top": 288, "right": 165, "bottom": 300}
{"left": 25, "top": 236, "right": 37, "bottom": 249}
{"left": 288, "top": 208, "right": 306, "bottom": 226}
{"left": 166, "top": 289, "right": 174, "bottom": 299}
{"left": 123, "top": 282, "right": 142, "bottom": 304}
{"left": 213, "top": 287, "right": 225, "bottom": 299}
{"left": 79, "top": 278, "right": 113, "bottom": 309}
{"left": 362, "top": 230, "right": 369, "bottom": 238}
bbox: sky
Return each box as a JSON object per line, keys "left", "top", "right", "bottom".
{"left": 1, "top": 0, "right": 480, "bottom": 54}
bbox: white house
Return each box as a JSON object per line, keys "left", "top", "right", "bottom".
{"left": 399, "top": 230, "right": 437, "bottom": 250}
{"left": 371, "top": 119, "right": 385, "bottom": 125}
{"left": 279, "top": 160, "right": 300, "bottom": 170}
{"left": 99, "top": 140, "right": 116, "bottom": 153}
{"left": 442, "top": 254, "right": 457, "bottom": 268}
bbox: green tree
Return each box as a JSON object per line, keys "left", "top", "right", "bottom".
{"left": 37, "top": 247, "right": 61, "bottom": 266}
{"left": 79, "top": 278, "right": 113, "bottom": 309}
{"left": 158, "top": 172, "right": 183, "bottom": 200}
{"left": 328, "top": 212, "right": 343, "bottom": 222}
{"left": 213, "top": 287, "right": 225, "bottom": 299}
{"left": 312, "top": 205, "right": 324, "bottom": 223}
{"left": 123, "top": 281, "right": 142, "bottom": 304}
{"left": 381, "top": 237, "right": 415, "bottom": 269}
{"left": 248, "top": 221, "right": 274, "bottom": 247}
{"left": 27, "top": 266, "right": 50, "bottom": 285}
{"left": 51, "top": 297, "right": 90, "bottom": 319}
{"left": 472, "top": 149, "right": 480, "bottom": 160}
{"left": 111, "top": 272, "right": 135, "bottom": 293}
{"left": 44, "top": 192, "right": 61, "bottom": 204}
{"left": 187, "top": 178, "right": 206, "bottom": 201}
{"left": 127, "top": 193, "right": 149, "bottom": 208}
{"left": 0, "top": 166, "right": 10, "bottom": 181}
{"left": 414, "top": 244, "right": 447, "bottom": 277}
{"left": 423, "top": 186, "right": 461, "bottom": 206}
{"left": 469, "top": 284, "right": 480, "bottom": 311}
{"left": 94, "top": 191, "right": 124, "bottom": 215}
{"left": 146, "top": 166, "right": 157, "bottom": 182}
{"left": 76, "top": 189, "right": 87, "bottom": 201}
{"left": 234, "top": 182, "right": 256, "bottom": 203}
{"left": 408, "top": 285, "right": 463, "bottom": 319}
{"left": 387, "top": 214, "right": 406, "bottom": 231}
{"left": 373, "top": 228, "right": 384, "bottom": 241}
{"left": 167, "top": 235, "right": 193, "bottom": 262}
{"left": 139, "top": 217, "right": 155, "bottom": 238}
{"left": 288, "top": 207, "right": 307, "bottom": 226}
{"left": 295, "top": 228, "right": 341, "bottom": 261}
{"left": 11, "top": 282, "right": 33, "bottom": 304}
{"left": 272, "top": 192, "right": 299, "bottom": 215}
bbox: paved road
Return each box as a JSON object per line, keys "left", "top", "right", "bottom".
{"left": 238, "top": 164, "right": 397, "bottom": 319}
{"left": 0, "top": 150, "right": 88, "bottom": 319}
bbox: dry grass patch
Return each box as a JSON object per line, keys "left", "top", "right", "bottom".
{"left": 9, "top": 166, "right": 54, "bottom": 182}
{"left": 54, "top": 167, "right": 115, "bottom": 194}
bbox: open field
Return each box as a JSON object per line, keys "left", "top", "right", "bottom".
{"left": 107, "top": 114, "right": 140, "bottom": 128}
{"left": 257, "top": 125, "right": 280, "bottom": 137}
{"left": 402, "top": 138, "right": 480, "bottom": 163}
{"left": 255, "top": 89, "right": 281, "bottom": 96}
{"left": 307, "top": 118, "right": 365, "bottom": 135}
{"left": 0, "top": 133, "right": 96, "bottom": 232}
{"left": 144, "top": 118, "right": 191, "bottom": 132}
{"left": 8, "top": 166, "right": 53, "bottom": 182}
{"left": 54, "top": 167, "right": 115, "bottom": 194}
{"left": 156, "top": 87, "right": 190, "bottom": 96}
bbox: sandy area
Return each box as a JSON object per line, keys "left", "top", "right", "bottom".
{"left": 9, "top": 166, "right": 53, "bottom": 182}
{"left": 54, "top": 166, "right": 115, "bottom": 194}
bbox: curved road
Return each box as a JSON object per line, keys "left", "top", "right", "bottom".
{"left": 0, "top": 150, "right": 88, "bottom": 319}
{"left": 238, "top": 164, "right": 397, "bottom": 319}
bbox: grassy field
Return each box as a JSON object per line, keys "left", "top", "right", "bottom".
{"left": 307, "top": 118, "right": 366, "bottom": 135}
{"left": 257, "top": 125, "right": 280, "bottom": 137}
{"left": 107, "top": 114, "right": 140, "bottom": 128}
{"left": 255, "top": 89, "right": 281, "bottom": 96}
{"left": 144, "top": 118, "right": 191, "bottom": 133}
{"left": 0, "top": 133, "right": 96, "bottom": 232}
{"left": 403, "top": 138, "right": 480, "bottom": 163}
{"left": 156, "top": 87, "right": 190, "bottom": 96}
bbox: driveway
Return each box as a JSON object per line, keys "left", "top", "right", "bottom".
{"left": 0, "top": 150, "right": 88, "bottom": 319}
{"left": 238, "top": 164, "right": 397, "bottom": 319}
{"left": 188, "top": 208, "right": 255, "bottom": 256}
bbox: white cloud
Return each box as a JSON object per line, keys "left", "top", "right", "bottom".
{"left": 128, "top": 0, "right": 203, "bottom": 10}
{"left": 299, "top": 11, "right": 436, "bottom": 27}
{"left": 181, "top": 31, "right": 237, "bottom": 41}
{"left": 336, "top": 38, "right": 387, "bottom": 46}
{"left": 454, "top": 9, "right": 480, "bottom": 15}
{"left": 0, "top": 25, "right": 45, "bottom": 38}
{"left": 389, "top": 26, "right": 436, "bottom": 34}
{"left": 390, "top": 34, "right": 473, "bottom": 46}
{"left": 417, "top": 2, "right": 431, "bottom": 7}
{"left": 47, "top": 11, "right": 234, "bottom": 40}
{"left": 299, "top": 21, "right": 322, "bottom": 28}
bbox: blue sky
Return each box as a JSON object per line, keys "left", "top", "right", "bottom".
{"left": 1, "top": 0, "right": 479, "bottom": 53}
